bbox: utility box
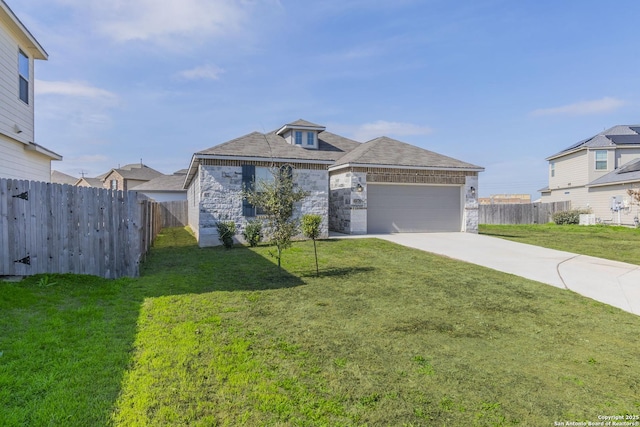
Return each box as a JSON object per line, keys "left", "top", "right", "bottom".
{"left": 579, "top": 214, "right": 596, "bottom": 225}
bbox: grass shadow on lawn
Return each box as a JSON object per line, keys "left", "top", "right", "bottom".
{"left": 3, "top": 227, "right": 640, "bottom": 426}
{"left": 0, "top": 227, "right": 303, "bottom": 426}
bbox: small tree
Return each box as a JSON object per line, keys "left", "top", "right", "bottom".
{"left": 302, "top": 214, "right": 322, "bottom": 276}
{"left": 244, "top": 166, "right": 309, "bottom": 269}
{"left": 628, "top": 188, "right": 640, "bottom": 227}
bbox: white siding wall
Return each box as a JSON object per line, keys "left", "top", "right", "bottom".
{"left": 616, "top": 148, "right": 640, "bottom": 168}
{"left": 136, "top": 191, "right": 187, "bottom": 202}
{"left": 0, "top": 21, "right": 34, "bottom": 145}
{"left": 587, "top": 148, "right": 614, "bottom": 183}
{"left": 587, "top": 185, "right": 639, "bottom": 226}
{"left": 187, "top": 169, "right": 201, "bottom": 240}
{"left": 549, "top": 151, "right": 589, "bottom": 190}
{"left": 0, "top": 134, "right": 50, "bottom": 181}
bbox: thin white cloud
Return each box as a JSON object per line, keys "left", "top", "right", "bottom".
{"left": 177, "top": 65, "right": 225, "bottom": 81}
{"left": 351, "top": 120, "right": 433, "bottom": 141}
{"left": 57, "top": 0, "right": 275, "bottom": 45}
{"left": 530, "top": 97, "right": 626, "bottom": 117}
{"left": 35, "top": 80, "right": 117, "bottom": 100}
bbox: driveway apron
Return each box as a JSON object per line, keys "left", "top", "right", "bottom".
{"left": 342, "top": 232, "right": 640, "bottom": 316}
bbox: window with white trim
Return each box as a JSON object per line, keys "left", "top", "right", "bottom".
{"left": 307, "top": 132, "right": 314, "bottom": 145}
{"left": 18, "top": 50, "right": 29, "bottom": 104}
{"left": 110, "top": 179, "right": 118, "bottom": 190}
{"left": 550, "top": 162, "right": 555, "bottom": 177}
{"left": 294, "top": 131, "right": 302, "bottom": 145}
{"left": 595, "top": 150, "right": 607, "bottom": 170}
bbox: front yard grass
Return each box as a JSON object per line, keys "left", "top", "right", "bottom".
{"left": 480, "top": 223, "right": 640, "bottom": 265}
{"left": 1, "top": 226, "right": 639, "bottom": 426}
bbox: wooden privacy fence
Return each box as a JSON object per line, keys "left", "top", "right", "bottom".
{"left": 158, "top": 200, "right": 188, "bottom": 228}
{"left": 479, "top": 201, "right": 571, "bottom": 225}
{"left": 0, "top": 179, "right": 168, "bottom": 279}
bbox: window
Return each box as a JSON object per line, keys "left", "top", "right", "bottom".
{"left": 242, "top": 165, "right": 293, "bottom": 216}
{"left": 110, "top": 179, "right": 118, "bottom": 190}
{"left": 18, "top": 50, "right": 29, "bottom": 104}
{"left": 307, "top": 132, "right": 314, "bottom": 145}
{"left": 294, "top": 131, "right": 302, "bottom": 145}
{"left": 550, "top": 162, "right": 555, "bottom": 177}
{"left": 595, "top": 150, "right": 607, "bottom": 170}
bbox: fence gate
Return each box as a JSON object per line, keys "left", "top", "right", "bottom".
{"left": 1, "top": 179, "right": 146, "bottom": 279}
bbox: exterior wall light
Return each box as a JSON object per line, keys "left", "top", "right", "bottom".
{"left": 356, "top": 183, "right": 364, "bottom": 192}
{"left": 470, "top": 186, "right": 476, "bottom": 197}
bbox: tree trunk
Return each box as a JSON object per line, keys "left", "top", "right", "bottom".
{"left": 313, "top": 239, "right": 318, "bottom": 276}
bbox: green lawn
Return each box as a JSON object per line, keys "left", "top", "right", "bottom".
{"left": 480, "top": 224, "right": 640, "bottom": 265}
{"left": 1, "top": 227, "right": 639, "bottom": 426}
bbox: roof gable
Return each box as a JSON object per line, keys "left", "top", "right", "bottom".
{"left": 332, "top": 136, "right": 483, "bottom": 170}
{"left": 196, "top": 130, "right": 360, "bottom": 162}
{"left": 549, "top": 125, "right": 640, "bottom": 159}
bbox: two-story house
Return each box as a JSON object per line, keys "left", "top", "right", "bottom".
{"left": 0, "top": 0, "right": 61, "bottom": 182}
{"left": 540, "top": 125, "right": 640, "bottom": 225}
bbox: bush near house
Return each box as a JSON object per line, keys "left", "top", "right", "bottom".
{"left": 552, "top": 209, "right": 592, "bottom": 225}
{"left": 215, "top": 221, "right": 236, "bottom": 249}
{"left": 242, "top": 220, "right": 263, "bottom": 247}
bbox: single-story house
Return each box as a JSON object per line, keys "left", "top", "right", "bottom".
{"left": 51, "top": 170, "right": 77, "bottom": 185}
{"left": 184, "top": 119, "right": 484, "bottom": 247}
{"left": 540, "top": 125, "right": 640, "bottom": 225}
{"left": 132, "top": 169, "right": 188, "bottom": 202}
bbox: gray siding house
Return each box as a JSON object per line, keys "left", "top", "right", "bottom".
{"left": 541, "top": 125, "right": 640, "bottom": 225}
{"left": 184, "top": 119, "right": 484, "bottom": 247}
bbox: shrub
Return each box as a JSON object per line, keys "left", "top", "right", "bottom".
{"left": 216, "top": 221, "right": 236, "bottom": 249}
{"left": 242, "top": 220, "right": 263, "bottom": 247}
{"left": 552, "top": 209, "right": 592, "bottom": 225}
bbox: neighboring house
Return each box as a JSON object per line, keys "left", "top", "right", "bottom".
{"left": 540, "top": 125, "right": 640, "bottom": 225}
{"left": 99, "top": 163, "right": 163, "bottom": 191}
{"left": 0, "top": 0, "right": 61, "bottom": 182}
{"left": 479, "top": 194, "right": 531, "bottom": 205}
{"left": 184, "top": 119, "right": 484, "bottom": 247}
{"left": 132, "top": 169, "right": 188, "bottom": 202}
{"left": 75, "top": 177, "right": 104, "bottom": 188}
{"left": 51, "top": 170, "right": 77, "bottom": 185}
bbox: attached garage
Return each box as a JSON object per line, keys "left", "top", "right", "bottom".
{"left": 367, "top": 183, "right": 462, "bottom": 233}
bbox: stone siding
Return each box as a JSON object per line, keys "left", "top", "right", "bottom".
{"left": 463, "top": 175, "right": 479, "bottom": 233}
{"left": 197, "top": 165, "right": 328, "bottom": 247}
{"left": 329, "top": 170, "right": 367, "bottom": 234}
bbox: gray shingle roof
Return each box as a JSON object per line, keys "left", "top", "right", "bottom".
{"left": 549, "top": 125, "right": 640, "bottom": 159}
{"left": 196, "top": 130, "right": 360, "bottom": 162}
{"left": 286, "top": 119, "right": 325, "bottom": 129}
{"left": 132, "top": 174, "right": 188, "bottom": 192}
{"left": 109, "top": 164, "right": 163, "bottom": 181}
{"left": 51, "top": 170, "right": 77, "bottom": 185}
{"left": 76, "top": 177, "right": 103, "bottom": 187}
{"left": 588, "top": 158, "right": 640, "bottom": 187}
{"left": 185, "top": 120, "right": 484, "bottom": 188}
{"left": 331, "top": 136, "right": 483, "bottom": 170}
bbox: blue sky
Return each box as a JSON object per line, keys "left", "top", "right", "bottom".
{"left": 13, "top": 0, "right": 640, "bottom": 197}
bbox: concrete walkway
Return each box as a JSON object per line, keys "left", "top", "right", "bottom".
{"left": 331, "top": 232, "right": 640, "bottom": 316}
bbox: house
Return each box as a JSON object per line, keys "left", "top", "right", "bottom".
{"left": 51, "top": 170, "right": 77, "bottom": 185}
{"left": 97, "top": 163, "right": 163, "bottom": 191}
{"left": 0, "top": 0, "right": 61, "bottom": 182}
{"left": 132, "top": 169, "right": 188, "bottom": 202}
{"left": 75, "top": 176, "right": 104, "bottom": 188}
{"left": 540, "top": 125, "right": 640, "bottom": 225}
{"left": 479, "top": 194, "right": 531, "bottom": 205}
{"left": 184, "top": 119, "right": 484, "bottom": 247}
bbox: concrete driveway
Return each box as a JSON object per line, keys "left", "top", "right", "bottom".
{"left": 334, "top": 232, "right": 640, "bottom": 316}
